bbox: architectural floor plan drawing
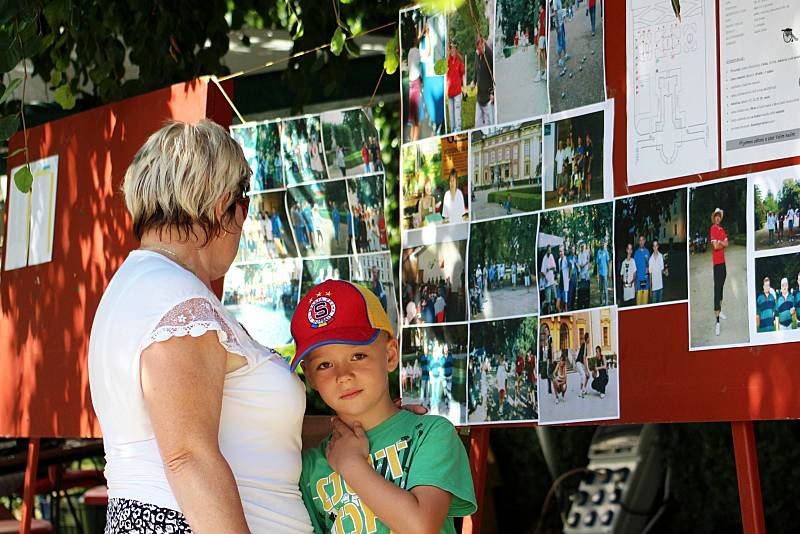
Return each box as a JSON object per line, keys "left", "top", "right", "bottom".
{"left": 626, "top": 0, "right": 718, "bottom": 185}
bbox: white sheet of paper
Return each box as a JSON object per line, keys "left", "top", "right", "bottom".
{"left": 720, "top": 1, "right": 800, "bottom": 168}
{"left": 4, "top": 167, "right": 30, "bottom": 271}
{"left": 626, "top": 0, "right": 719, "bottom": 185}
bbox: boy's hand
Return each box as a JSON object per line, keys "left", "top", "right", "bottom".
{"left": 326, "top": 417, "right": 369, "bottom": 474}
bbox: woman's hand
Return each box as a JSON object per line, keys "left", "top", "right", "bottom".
{"left": 326, "top": 418, "right": 369, "bottom": 474}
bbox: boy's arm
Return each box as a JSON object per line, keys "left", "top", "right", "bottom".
{"left": 327, "top": 419, "right": 453, "bottom": 534}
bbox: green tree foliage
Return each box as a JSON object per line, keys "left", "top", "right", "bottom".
{"left": 468, "top": 214, "right": 538, "bottom": 268}
{"left": 754, "top": 185, "right": 767, "bottom": 232}
{"left": 615, "top": 189, "right": 685, "bottom": 245}
{"left": 497, "top": 0, "right": 543, "bottom": 45}
{"left": 471, "top": 316, "right": 538, "bottom": 359}
{"left": 540, "top": 202, "right": 613, "bottom": 249}
{"left": 448, "top": 0, "right": 489, "bottom": 82}
{"left": 689, "top": 179, "right": 747, "bottom": 237}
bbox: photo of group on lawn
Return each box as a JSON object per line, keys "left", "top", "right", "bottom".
{"left": 236, "top": 192, "right": 296, "bottom": 263}
{"left": 537, "top": 308, "right": 619, "bottom": 425}
{"left": 542, "top": 108, "right": 605, "bottom": 208}
{"left": 400, "top": 324, "right": 468, "bottom": 425}
{"left": 548, "top": 0, "right": 606, "bottom": 113}
{"left": 402, "top": 231, "right": 468, "bottom": 325}
{"left": 281, "top": 116, "right": 328, "bottom": 184}
{"left": 468, "top": 214, "right": 539, "bottom": 320}
{"left": 400, "top": 6, "right": 448, "bottom": 143}
{"left": 537, "top": 202, "right": 614, "bottom": 315}
{"left": 222, "top": 259, "right": 301, "bottom": 349}
{"left": 615, "top": 189, "right": 688, "bottom": 308}
{"left": 753, "top": 252, "right": 800, "bottom": 339}
{"left": 230, "top": 121, "right": 285, "bottom": 192}
{"left": 346, "top": 175, "right": 389, "bottom": 254}
{"left": 496, "top": 0, "right": 549, "bottom": 122}
{"left": 402, "top": 135, "right": 469, "bottom": 230}
{"left": 688, "top": 178, "right": 749, "bottom": 349}
{"left": 286, "top": 181, "right": 350, "bottom": 257}
{"left": 753, "top": 166, "right": 800, "bottom": 252}
{"left": 468, "top": 317, "right": 538, "bottom": 423}
{"left": 321, "top": 108, "right": 384, "bottom": 178}
{"left": 351, "top": 253, "right": 400, "bottom": 334}
{"left": 470, "top": 119, "right": 543, "bottom": 221}
{"left": 444, "top": 0, "right": 495, "bottom": 133}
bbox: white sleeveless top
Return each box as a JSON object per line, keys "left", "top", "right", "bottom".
{"left": 88, "top": 250, "right": 312, "bottom": 533}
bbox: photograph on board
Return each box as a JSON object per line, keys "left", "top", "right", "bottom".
{"left": 351, "top": 252, "right": 400, "bottom": 335}
{"left": 237, "top": 191, "right": 296, "bottom": 263}
{"left": 753, "top": 252, "right": 800, "bottom": 342}
{"left": 688, "top": 178, "right": 750, "bottom": 349}
{"left": 496, "top": 0, "right": 549, "bottom": 122}
{"left": 287, "top": 181, "right": 350, "bottom": 257}
{"left": 470, "top": 119, "right": 543, "bottom": 221}
{"left": 320, "top": 108, "right": 384, "bottom": 178}
{"left": 402, "top": 226, "right": 468, "bottom": 325}
{"left": 542, "top": 105, "right": 608, "bottom": 209}
{"left": 537, "top": 307, "right": 619, "bottom": 425}
{"left": 346, "top": 174, "right": 389, "bottom": 254}
{"left": 402, "top": 134, "right": 470, "bottom": 230}
{"left": 445, "top": 0, "right": 496, "bottom": 133}
{"left": 223, "top": 259, "right": 301, "bottom": 348}
{"left": 614, "top": 189, "right": 688, "bottom": 308}
{"left": 468, "top": 317, "right": 538, "bottom": 423}
{"left": 400, "top": 324, "right": 468, "bottom": 425}
{"left": 238, "top": 121, "right": 283, "bottom": 191}
{"left": 400, "top": 6, "right": 447, "bottom": 144}
{"left": 537, "top": 202, "right": 614, "bottom": 316}
{"left": 300, "top": 257, "right": 351, "bottom": 296}
{"left": 548, "top": 0, "right": 606, "bottom": 113}
{"left": 752, "top": 165, "right": 800, "bottom": 253}
{"left": 281, "top": 116, "right": 328, "bottom": 185}
{"left": 468, "top": 214, "right": 539, "bottom": 320}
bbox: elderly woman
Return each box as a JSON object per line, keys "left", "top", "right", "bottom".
{"left": 89, "top": 120, "right": 324, "bottom": 533}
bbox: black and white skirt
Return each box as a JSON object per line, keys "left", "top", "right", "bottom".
{"left": 106, "top": 498, "right": 193, "bottom": 534}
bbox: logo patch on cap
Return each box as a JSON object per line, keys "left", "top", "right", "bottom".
{"left": 308, "top": 294, "right": 336, "bottom": 328}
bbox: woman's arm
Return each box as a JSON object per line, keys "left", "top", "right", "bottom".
{"left": 141, "top": 333, "right": 250, "bottom": 534}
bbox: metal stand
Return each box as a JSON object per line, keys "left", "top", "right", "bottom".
{"left": 731, "top": 421, "right": 766, "bottom": 534}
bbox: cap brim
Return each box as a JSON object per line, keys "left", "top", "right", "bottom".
{"left": 290, "top": 327, "right": 381, "bottom": 371}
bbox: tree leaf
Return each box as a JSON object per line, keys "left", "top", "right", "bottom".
{"left": 14, "top": 166, "right": 33, "bottom": 194}
{"left": 419, "top": 0, "right": 465, "bottom": 15}
{"left": 434, "top": 58, "right": 448, "bottom": 76}
{"left": 384, "top": 33, "right": 399, "bottom": 75}
{"left": 330, "top": 27, "right": 346, "bottom": 56}
{"left": 0, "top": 114, "right": 19, "bottom": 141}
{"left": 0, "top": 77, "right": 21, "bottom": 105}
{"left": 54, "top": 84, "right": 76, "bottom": 110}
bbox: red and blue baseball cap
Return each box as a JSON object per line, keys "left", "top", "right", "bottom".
{"left": 290, "top": 279, "right": 395, "bottom": 371}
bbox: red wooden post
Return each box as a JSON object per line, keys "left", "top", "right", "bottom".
{"left": 20, "top": 438, "right": 40, "bottom": 534}
{"left": 462, "top": 427, "right": 490, "bottom": 534}
{"left": 731, "top": 421, "right": 766, "bottom": 534}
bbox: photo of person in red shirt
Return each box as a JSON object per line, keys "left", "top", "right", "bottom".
{"left": 710, "top": 208, "right": 729, "bottom": 336}
{"left": 446, "top": 39, "right": 466, "bottom": 133}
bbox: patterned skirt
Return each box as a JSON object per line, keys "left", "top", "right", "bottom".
{"left": 106, "top": 498, "right": 193, "bottom": 534}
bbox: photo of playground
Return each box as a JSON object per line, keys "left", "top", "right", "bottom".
{"left": 281, "top": 116, "right": 328, "bottom": 184}
{"left": 230, "top": 121, "right": 285, "bottom": 192}
{"left": 542, "top": 108, "right": 605, "bottom": 208}
{"left": 470, "top": 119, "right": 543, "bottom": 221}
{"left": 548, "top": 0, "right": 606, "bottom": 113}
{"left": 321, "top": 108, "right": 384, "bottom": 178}
{"left": 402, "top": 134, "right": 469, "bottom": 230}
{"left": 300, "top": 257, "right": 350, "bottom": 296}
{"left": 400, "top": 6, "right": 447, "bottom": 143}
{"left": 346, "top": 174, "right": 389, "bottom": 254}
{"left": 444, "top": 0, "right": 494, "bottom": 133}
{"left": 237, "top": 191, "right": 297, "bottom": 263}
{"left": 752, "top": 252, "right": 800, "bottom": 339}
{"left": 468, "top": 214, "right": 539, "bottom": 320}
{"left": 222, "top": 259, "right": 302, "bottom": 349}
{"left": 286, "top": 181, "right": 350, "bottom": 257}
{"left": 537, "top": 202, "right": 614, "bottom": 315}
{"left": 400, "top": 324, "right": 468, "bottom": 425}
{"left": 537, "top": 308, "right": 619, "bottom": 425}
{"left": 614, "top": 189, "right": 688, "bottom": 308}
{"left": 468, "top": 316, "right": 538, "bottom": 423}
{"left": 351, "top": 252, "right": 400, "bottom": 334}
{"left": 402, "top": 235, "right": 468, "bottom": 325}
{"left": 496, "top": 0, "right": 549, "bottom": 122}
{"left": 688, "top": 178, "right": 749, "bottom": 349}
{"left": 753, "top": 166, "right": 800, "bottom": 252}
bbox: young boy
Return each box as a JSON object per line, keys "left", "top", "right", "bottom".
{"left": 290, "top": 279, "right": 477, "bottom": 533}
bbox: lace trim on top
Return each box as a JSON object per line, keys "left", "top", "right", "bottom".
{"left": 146, "top": 297, "right": 244, "bottom": 356}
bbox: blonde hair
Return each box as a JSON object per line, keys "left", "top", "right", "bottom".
{"left": 123, "top": 119, "right": 251, "bottom": 244}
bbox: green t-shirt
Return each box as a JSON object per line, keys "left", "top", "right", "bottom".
{"left": 300, "top": 410, "right": 477, "bottom": 534}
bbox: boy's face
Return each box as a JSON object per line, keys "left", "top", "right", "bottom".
{"left": 303, "top": 333, "right": 399, "bottom": 420}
